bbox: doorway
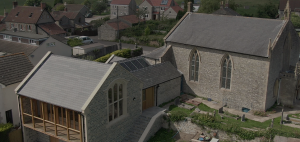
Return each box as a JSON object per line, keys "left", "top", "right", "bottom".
{"left": 5, "top": 110, "right": 13, "bottom": 124}
{"left": 142, "top": 87, "right": 155, "bottom": 111}
{"left": 153, "top": 15, "right": 156, "bottom": 20}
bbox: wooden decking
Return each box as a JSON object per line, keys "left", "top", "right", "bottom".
{"left": 24, "top": 119, "right": 81, "bottom": 142}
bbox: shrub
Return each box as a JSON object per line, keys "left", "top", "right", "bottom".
{"left": 103, "top": 16, "right": 110, "bottom": 21}
{"left": 0, "top": 123, "right": 13, "bottom": 142}
{"left": 67, "top": 38, "right": 83, "bottom": 47}
{"left": 169, "top": 110, "right": 188, "bottom": 122}
{"left": 253, "top": 110, "right": 268, "bottom": 117}
{"left": 132, "top": 47, "right": 143, "bottom": 57}
{"left": 144, "top": 26, "right": 151, "bottom": 36}
{"left": 55, "top": 4, "right": 65, "bottom": 11}
{"left": 94, "top": 49, "right": 131, "bottom": 63}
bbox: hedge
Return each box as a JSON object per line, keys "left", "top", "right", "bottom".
{"left": 94, "top": 49, "right": 131, "bottom": 63}
{"left": 0, "top": 123, "right": 13, "bottom": 142}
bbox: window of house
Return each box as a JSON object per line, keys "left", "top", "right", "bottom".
{"left": 28, "top": 25, "right": 32, "bottom": 31}
{"left": 29, "top": 39, "right": 36, "bottom": 45}
{"left": 189, "top": 50, "right": 200, "bottom": 81}
{"left": 169, "top": 11, "right": 171, "bottom": 13}
{"left": 29, "top": 13, "right": 33, "bottom": 18}
{"left": 161, "top": 7, "right": 165, "bottom": 11}
{"left": 108, "top": 83, "right": 124, "bottom": 122}
{"left": 11, "top": 24, "right": 14, "bottom": 29}
{"left": 20, "top": 24, "right": 23, "bottom": 30}
{"left": 4, "top": 35, "right": 12, "bottom": 41}
{"left": 221, "top": 55, "right": 232, "bottom": 89}
{"left": 18, "top": 37, "right": 21, "bottom": 42}
{"left": 47, "top": 42, "right": 55, "bottom": 47}
{"left": 145, "top": 14, "right": 149, "bottom": 18}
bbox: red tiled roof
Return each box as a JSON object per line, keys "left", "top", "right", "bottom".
{"left": 170, "top": 5, "right": 183, "bottom": 13}
{"left": 279, "top": 0, "right": 300, "bottom": 11}
{"left": 111, "top": 0, "right": 132, "bottom": 5}
{"left": 120, "top": 15, "right": 144, "bottom": 24}
{"left": 5, "top": 6, "right": 44, "bottom": 24}
{"left": 51, "top": 11, "right": 80, "bottom": 20}
{"left": 39, "top": 23, "right": 66, "bottom": 35}
{"left": 107, "top": 21, "right": 130, "bottom": 30}
{"left": 145, "top": 0, "right": 174, "bottom": 7}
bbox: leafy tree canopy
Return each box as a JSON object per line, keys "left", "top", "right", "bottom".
{"left": 136, "top": 8, "right": 149, "bottom": 20}
{"left": 55, "top": 4, "right": 65, "bottom": 11}
{"left": 197, "top": 0, "right": 237, "bottom": 14}
{"left": 24, "top": 0, "right": 42, "bottom": 6}
{"left": 66, "top": 0, "right": 75, "bottom": 4}
{"left": 91, "top": 1, "right": 107, "bottom": 15}
{"left": 83, "top": 0, "right": 91, "bottom": 9}
{"left": 256, "top": 0, "right": 277, "bottom": 19}
{"left": 54, "top": 0, "right": 63, "bottom": 6}
{"left": 291, "top": 12, "right": 300, "bottom": 29}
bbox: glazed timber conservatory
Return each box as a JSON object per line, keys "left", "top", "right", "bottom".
{"left": 20, "top": 96, "right": 83, "bottom": 142}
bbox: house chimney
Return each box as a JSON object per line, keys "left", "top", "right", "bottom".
{"left": 225, "top": 0, "right": 229, "bottom": 8}
{"left": 64, "top": 7, "right": 68, "bottom": 11}
{"left": 4, "top": 9, "right": 8, "bottom": 17}
{"left": 220, "top": 1, "right": 224, "bottom": 9}
{"left": 64, "top": 2, "right": 67, "bottom": 6}
{"left": 187, "top": 2, "right": 193, "bottom": 12}
{"left": 284, "top": 0, "right": 291, "bottom": 20}
{"left": 41, "top": 2, "right": 46, "bottom": 11}
{"left": 13, "top": 1, "right": 18, "bottom": 9}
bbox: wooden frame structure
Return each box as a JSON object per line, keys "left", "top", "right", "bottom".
{"left": 20, "top": 96, "right": 83, "bottom": 142}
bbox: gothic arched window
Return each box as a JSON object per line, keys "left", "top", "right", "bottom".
{"left": 189, "top": 50, "right": 200, "bottom": 81}
{"left": 221, "top": 55, "right": 232, "bottom": 89}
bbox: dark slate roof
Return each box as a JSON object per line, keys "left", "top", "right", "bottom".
{"left": 117, "top": 56, "right": 150, "bottom": 72}
{"left": 166, "top": 13, "right": 286, "bottom": 57}
{"left": 51, "top": 35, "right": 68, "bottom": 45}
{"left": 0, "top": 39, "right": 38, "bottom": 56}
{"left": 143, "top": 46, "right": 168, "bottom": 59}
{"left": 5, "top": 6, "right": 44, "bottom": 24}
{"left": 0, "top": 53, "right": 33, "bottom": 86}
{"left": 18, "top": 54, "right": 112, "bottom": 112}
{"left": 0, "top": 31, "right": 49, "bottom": 39}
{"left": 131, "top": 62, "right": 181, "bottom": 89}
{"left": 38, "top": 23, "right": 66, "bottom": 35}
{"left": 105, "top": 54, "right": 126, "bottom": 64}
{"left": 212, "top": 7, "right": 241, "bottom": 16}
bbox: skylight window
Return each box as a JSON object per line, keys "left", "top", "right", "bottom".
{"left": 29, "top": 13, "right": 33, "bottom": 18}
{"left": 16, "top": 12, "right": 19, "bottom": 17}
{"left": 161, "top": 0, "right": 168, "bottom": 5}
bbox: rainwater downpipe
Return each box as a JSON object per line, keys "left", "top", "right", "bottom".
{"left": 156, "top": 85, "right": 160, "bottom": 106}
{"left": 277, "top": 78, "right": 282, "bottom": 105}
{"left": 81, "top": 113, "right": 86, "bottom": 142}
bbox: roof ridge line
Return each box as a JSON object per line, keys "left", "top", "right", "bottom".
{"left": 0, "top": 52, "right": 26, "bottom": 58}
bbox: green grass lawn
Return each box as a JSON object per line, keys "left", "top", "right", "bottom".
{"left": 289, "top": 113, "right": 300, "bottom": 119}
{"left": 148, "top": 128, "right": 176, "bottom": 142}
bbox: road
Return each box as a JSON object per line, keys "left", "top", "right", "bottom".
{"left": 90, "top": 36, "right": 158, "bottom": 55}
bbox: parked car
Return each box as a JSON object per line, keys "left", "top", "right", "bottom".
{"left": 77, "top": 36, "right": 93, "bottom": 44}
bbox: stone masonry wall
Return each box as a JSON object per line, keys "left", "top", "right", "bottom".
{"left": 98, "top": 23, "right": 117, "bottom": 41}
{"left": 23, "top": 127, "right": 50, "bottom": 142}
{"left": 144, "top": 114, "right": 163, "bottom": 141}
{"left": 265, "top": 21, "right": 300, "bottom": 109}
{"left": 169, "top": 42, "right": 269, "bottom": 111}
{"left": 85, "top": 64, "right": 143, "bottom": 141}
{"left": 157, "top": 77, "right": 181, "bottom": 106}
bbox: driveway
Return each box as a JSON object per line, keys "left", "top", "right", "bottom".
{"left": 86, "top": 15, "right": 110, "bottom": 23}
{"left": 90, "top": 36, "right": 158, "bottom": 55}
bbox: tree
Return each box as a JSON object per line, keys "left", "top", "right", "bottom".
{"left": 83, "top": 0, "right": 91, "bottom": 9}
{"left": 24, "top": 0, "right": 42, "bottom": 6}
{"left": 55, "top": 4, "right": 65, "bottom": 11}
{"left": 136, "top": 8, "right": 149, "bottom": 23}
{"left": 91, "top": 1, "right": 107, "bottom": 15}
{"left": 256, "top": 1, "right": 277, "bottom": 19}
{"left": 54, "top": 0, "right": 63, "bottom": 6}
{"left": 176, "top": 10, "right": 186, "bottom": 20}
{"left": 66, "top": 0, "right": 75, "bottom": 4}
{"left": 144, "top": 26, "right": 150, "bottom": 36}
{"left": 197, "top": 0, "right": 237, "bottom": 13}
{"left": 45, "top": 3, "right": 53, "bottom": 12}
{"left": 291, "top": 12, "right": 300, "bottom": 28}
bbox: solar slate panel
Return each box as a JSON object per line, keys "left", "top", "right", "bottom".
{"left": 131, "top": 60, "right": 144, "bottom": 69}
{"left": 120, "top": 63, "right": 131, "bottom": 71}
{"left": 161, "top": 0, "right": 168, "bottom": 5}
{"left": 137, "top": 59, "right": 149, "bottom": 67}
{"left": 124, "top": 62, "right": 137, "bottom": 71}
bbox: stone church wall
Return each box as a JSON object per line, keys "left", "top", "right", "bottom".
{"left": 169, "top": 42, "right": 269, "bottom": 111}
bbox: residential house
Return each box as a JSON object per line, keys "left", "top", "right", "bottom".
{"left": 53, "top": 3, "right": 91, "bottom": 17}
{"left": 110, "top": 0, "right": 137, "bottom": 19}
{"left": 0, "top": 10, "right": 8, "bottom": 31}
{"left": 16, "top": 52, "right": 181, "bottom": 142}
{"left": 163, "top": 6, "right": 183, "bottom": 19}
{"left": 139, "top": 0, "right": 183, "bottom": 20}
{"left": 212, "top": 1, "right": 241, "bottom": 16}
{"left": 0, "top": 53, "right": 33, "bottom": 126}
{"left": 153, "top": 3, "right": 300, "bottom": 111}
{"left": 51, "top": 10, "right": 91, "bottom": 34}
{"left": 279, "top": 0, "right": 300, "bottom": 18}
{"left": 0, "top": 31, "right": 72, "bottom": 65}
{"left": 4, "top": 2, "right": 66, "bottom": 36}
{"left": 98, "top": 15, "right": 144, "bottom": 40}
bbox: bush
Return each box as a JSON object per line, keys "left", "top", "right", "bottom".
{"left": 169, "top": 110, "right": 188, "bottom": 122}
{"left": 67, "top": 38, "right": 83, "bottom": 47}
{"left": 132, "top": 47, "right": 143, "bottom": 57}
{"left": 0, "top": 123, "right": 13, "bottom": 142}
{"left": 103, "top": 16, "right": 110, "bottom": 21}
{"left": 253, "top": 110, "right": 268, "bottom": 117}
{"left": 94, "top": 49, "right": 131, "bottom": 63}
{"left": 55, "top": 4, "right": 65, "bottom": 11}
{"left": 144, "top": 26, "right": 151, "bottom": 36}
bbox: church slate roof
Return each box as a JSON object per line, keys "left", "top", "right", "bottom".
{"left": 143, "top": 46, "right": 168, "bottom": 59}
{"left": 165, "top": 13, "right": 286, "bottom": 57}
{"left": 131, "top": 61, "right": 181, "bottom": 89}
{"left": 0, "top": 39, "right": 38, "bottom": 56}
{"left": 0, "top": 53, "right": 33, "bottom": 86}
{"left": 18, "top": 54, "right": 112, "bottom": 112}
